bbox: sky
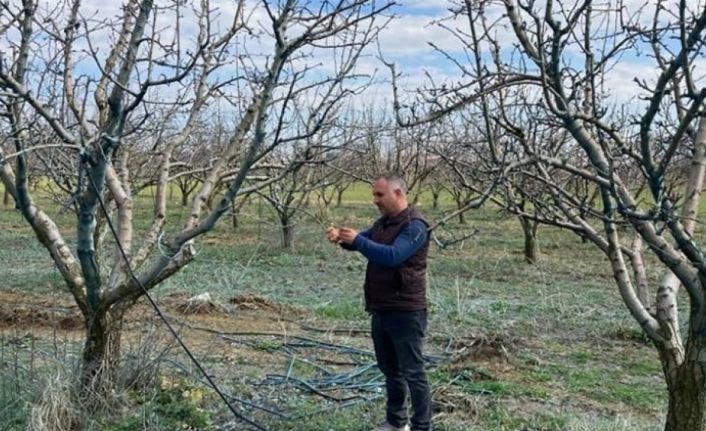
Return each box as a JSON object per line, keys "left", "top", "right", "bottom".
{"left": 2, "top": 0, "right": 705, "bottom": 121}
{"left": 372, "top": 0, "right": 706, "bottom": 105}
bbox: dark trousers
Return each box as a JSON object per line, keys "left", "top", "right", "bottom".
{"left": 371, "top": 310, "right": 431, "bottom": 431}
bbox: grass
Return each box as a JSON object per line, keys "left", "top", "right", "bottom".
{"left": 0, "top": 184, "right": 680, "bottom": 431}
{"left": 314, "top": 301, "right": 368, "bottom": 320}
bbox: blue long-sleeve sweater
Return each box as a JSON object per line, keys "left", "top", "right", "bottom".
{"left": 341, "top": 219, "right": 428, "bottom": 267}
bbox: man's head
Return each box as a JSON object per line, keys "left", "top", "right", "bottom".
{"left": 372, "top": 172, "right": 408, "bottom": 217}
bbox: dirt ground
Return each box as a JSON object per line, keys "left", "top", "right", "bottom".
{"left": 0, "top": 290, "right": 327, "bottom": 356}
{"left": 0, "top": 288, "right": 530, "bottom": 369}
{"left": 0, "top": 291, "right": 310, "bottom": 330}
{"left": 0, "top": 289, "right": 515, "bottom": 423}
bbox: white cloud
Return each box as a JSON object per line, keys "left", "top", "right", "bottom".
{"left": 377, "top": 13, "right": 463, "bottom": 56}
{"left": 601, "top": 60, "right": 657, "bottom": 104}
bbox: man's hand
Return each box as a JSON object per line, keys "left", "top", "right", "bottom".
{"left": 338, "top": 227, "right": 359, "bottom": 245}
{"left": 326, "top": 227, "right": 340, "bottom": 243}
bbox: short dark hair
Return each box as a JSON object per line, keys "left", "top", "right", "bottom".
{"left": 373, "top": 172, "right": 407, "bottom": 193}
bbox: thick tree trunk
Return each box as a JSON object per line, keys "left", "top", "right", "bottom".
{"left": 281, "top": 222, "right": 294, "bottom": 249}
{"left": 662, "top": 358, "right": 706, "bottom": 431}
{"left": 279, "top": 211, "right": 294, "bottom": 248}
{"left": 519, "top": 216, "right": 539, "bottom": 264}
{"left": 81, "top": 306, "right": 125, "bottom": 400}
{"left": 181, "top": 187, "right": 190, "bottom": 206}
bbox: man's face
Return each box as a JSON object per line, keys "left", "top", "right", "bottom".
{"left": 372, "top": 178, "right": 399, "bottom": 216}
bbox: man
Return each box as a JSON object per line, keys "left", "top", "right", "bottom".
{"left": 326, "top": 173, "right": 432, "bottom": 431}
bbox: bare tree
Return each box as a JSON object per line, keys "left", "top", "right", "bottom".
{"left": 259, "top": 132, "right": 341, "bottom": 249}
{"left": 256, "top": 35, "right": 377, "bottom": 247}
{"left": 314, "top": 121, "right": 362, "bottom": 209}
{"left": 312, "top": 162, "right": 356, "bottom": 208}
{"left": 353, "top": 107, "right": 442, "bottom": 202}
{"left": 430, "top": 114, "right": 487, "bottom": 224}
{"left": 0, "top": 0, "right": 392, "bottom": 394}
{"left": 390, "top": 1, "right": 706, "bottom": 429}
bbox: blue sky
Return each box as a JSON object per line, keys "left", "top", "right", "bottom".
{"left": 2, "top": 0, "right": 703, "bottom": 118}
{"left": 368, "top": 0, "right": 706, "bottom": 112}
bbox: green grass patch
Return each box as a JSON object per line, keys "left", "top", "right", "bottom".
{"left": 314, "top": 301, "right": 367, "bottom": 320}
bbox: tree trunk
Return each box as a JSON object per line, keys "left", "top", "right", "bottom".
{"left": 81, "top": 306, "right": 125, "bottom": 401}
{"left": 519, "top": 216, "right": 539, "bottom": 264}
{"left": 456, "top": 200, "right": 465, "bottom": 224}
{"left": 231, "top": 200, "right": 238, "bottom": 229}
{"left": 281, "top": 217, "right": 293, "bottom": 249}
{"left": 662, "top": 355, "right": 706, "bottom": 431}
{"left": 432, "top": 190, "right": 440, "bottom": 209}
{"left": 336, "top": 189, "right": 344, "bottom": 207}
{"left": 3, "top": 188, "right": 9, "bottom": 206}
{"left": 181, "top": 187, "right": 190, "bottom": 206}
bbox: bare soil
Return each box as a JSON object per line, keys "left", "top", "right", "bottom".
{"left": 0, "top": 291, "right": 300, "bottom": 332}
{"left": 0, "top": 290, "right": 633, "bottom": 429}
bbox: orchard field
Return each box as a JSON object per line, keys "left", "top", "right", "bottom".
{"left": 0, "top": 185, "right": 670, "bottom": 431}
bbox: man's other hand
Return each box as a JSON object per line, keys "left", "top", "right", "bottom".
{"left": 326, "top": 227, "right": 340, "bottom": 243}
